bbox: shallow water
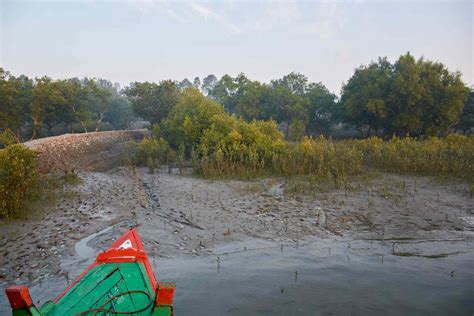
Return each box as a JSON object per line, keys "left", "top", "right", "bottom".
{"left": 74, "top": 225, "right": 114, "bottom": 259}
{"left": 156, "top": 238, "right": 474, "bottom": 315}
{"left": 1, "top": 237, "right": 473, "bottom": 315}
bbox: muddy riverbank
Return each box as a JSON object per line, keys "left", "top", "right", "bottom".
{"left": 0, "top": 167, "right": 472, "bottom": 313}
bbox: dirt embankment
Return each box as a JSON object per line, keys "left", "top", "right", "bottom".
{"left": 23, "top": 130, "right": 150, "bottom": 172}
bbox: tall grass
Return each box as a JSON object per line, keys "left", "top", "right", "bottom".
{"left": 197, "top": 136, "right": 364, "bottom": 186}
{"left": 354, "top": 134, "right": 473, "bottom": 178}
{"left": 195, "top": 134, "right": 473, "bottom": 184}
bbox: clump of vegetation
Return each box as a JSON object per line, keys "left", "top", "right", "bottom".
{"left": 0, "top": 145, "right": 83, "bottom": 219}
{"left": 0, "top": 130, "right": 18, "bottom": 149}
{"left": 197, "top": 130, "right": 364, "bottom": 185}
{"left": 122, "top": 124, "right": 173, "bottom": 173}
{"left": 355, "top": 134, "right": 474, "bottom": 179}
{"left": 155, "top": 90, "right": 362, "bottom": 183}
{"left": 138, "top": 137, "right": 172, "bottom": 173}
{"left": 340, "top": 53, "right": 470, "bottom": 137}
{"left": 61, "top": 169, "right": 82, "bottom": 186}
{"left": 122, "top": 141, "right": 140, "bottom": 171}
{"left": 122, "top": 87, "right": 473, "bottom": 186}
{"left": 0, "top": 68, "right": 135, "bottom": 141}
{"left": 0, "top": 145, "right": 41, "bottom": 219}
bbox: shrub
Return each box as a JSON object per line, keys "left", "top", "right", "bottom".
{"left": 138, "top": 137, "right": 172, "bottom": 173}
{"left": 0, "top": 144, "right": 40, "bottom": 219}
{"left": 161, "top": 88, "right": 225, "bottom": 153}
{"left": 0, "top": 130, "right": 18, "bottom": 149}
{"left": 122, "top": 141, "right": 140, "bottom": 170}
{"left": 195, "top": 116, "right": 285, "bottom": 178}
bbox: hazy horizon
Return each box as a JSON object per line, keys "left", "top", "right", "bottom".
{"left": 1, "top": 0, "right": 472, "bottom": 94}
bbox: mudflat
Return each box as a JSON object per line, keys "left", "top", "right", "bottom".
{"left": 0, "top": 167, "right": 472, "bottom": 289}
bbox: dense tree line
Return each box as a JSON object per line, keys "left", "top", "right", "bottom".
{"left": 124, "top": 53, "right": 471, "bottom": 140}
{"left": 1, "top": 52, "right": 472, "bottom": 146}
{"left": 126, "top": 72, "right": 339, "bottom": 141}
{"left": 457, "top": 89, "right": 474, "bottom": 135}
{"left": 0, "top": 68, "right": 134, "bottom": 143}
{"left": 126, "top": 88, "right": 474, "bottom": 186}
{"left": 207, "top": 72, "right": 339, "bottom": 140}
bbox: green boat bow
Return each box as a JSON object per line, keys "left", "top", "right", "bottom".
{"left": 6, "top": 228, "right": 175, "bottom": 316}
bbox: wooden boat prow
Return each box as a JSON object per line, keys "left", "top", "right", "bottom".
{"left": 6, "top": 228, "right": 175, "bottom": 315}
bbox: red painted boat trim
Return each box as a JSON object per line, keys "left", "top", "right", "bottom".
{"left": 54, "top": 228, "right": 158, "bottom": 303}
{"left": 157, "top": 283, "right": 175, "bottom": 306}
{"left": 6, "top": 285, "right": 33, "bottom": 309}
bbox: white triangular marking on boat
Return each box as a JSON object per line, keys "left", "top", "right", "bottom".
{"left": 118, "top": 239, "right": 133, "bottom": 249}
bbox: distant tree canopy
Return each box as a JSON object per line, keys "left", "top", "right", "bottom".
{"left": 105, "top": 96, "right": 135, "bottom": 129}
{"left": 1, "top": 52, "right": 472, "bottom": 144}
{"left": 0, "top": 68, "right": 134, "bottom": 142}
{"left": 123, "top": 80, "right": 180, "bottom": 124}
{"left": 207, "top": 72, "right": 339, "bottom": 138}
{"left": 125, "top": 72, "right": 335, "bottom": 139}
{"left": 457, "top": 89, "right": 474, "bottom": 134}
{"left": 340, "top": 53, "right": 470, "bottom": 137}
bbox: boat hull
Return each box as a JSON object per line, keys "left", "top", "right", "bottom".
{"left": 6, "top": 228, "right": 175, "bottom": 316}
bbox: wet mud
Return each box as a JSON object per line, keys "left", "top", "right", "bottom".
{"left": 0, "top": 167, "right": 472, "bottom": 313}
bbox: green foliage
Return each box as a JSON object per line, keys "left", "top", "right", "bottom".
{"left": 0, "top": 69, "right": 126, "bottom": 140}
{"left": 340, "top": 57, "right": 391, "bottom": 136}
{"left": 208, "top": 72, "right": 338, "bottom": 137}
{"left": 195, "top": 132, "right": 473, "bottom": 184}
{"left": 457, "top": 89, "right": 474, "bottom": 134}
{"left": 31, "top": 77, "right": 67, "bottom": 139}
{"left": 306, "top": 82, "right": 340, "bottom": 135}
{"left": 0, "top": 130, "right": 18, "bottom": 148}
{"left": 354, "top": 134, "right": 474, "bottom": 178}
{"left": 151, "top": 124, "right": 162, "bottom": 139}
{"left": 202, "top": 74, "right": 218, "bottom": 95}
{"left": 122, "top": 141, "right": 140, "bottom": 169}
{"left": 84, "top": 78, "right": 113, "bottom": 132}
{"left": 61, "top": 169, "right": 82, "bottom": 186}
{"left": 341, "top": 53, "right": 470, "bottom": 136}
{"left": 0, "top": 69, "right": 32, "bottom": 141}
{"left": 3, "top": 53, "right": 470, "bottom": 144}
{"left": 120, "top": 87, "right": 472, "bottom": 186}
{"left": 288, "top": 119, "right": 306, "bottom": 141}
{"left": 138, "top": 137, "right": 172, "bottom": 173}
{"left": 271, "top": 72, "right": 309, "bottom": 95}
{"left": 104, "top": 96, "right": 134, "bottom": 129}
{"left": 122, "top": 136, "right": 173, "bottom": 173}
{"left": 0, "top": 145, "right": 79, "bottom": 219}
{"left": 124, "top": 80, "right": 180, "bottom": 124}
{"left": 196, "top": 130, "right": 363, "bottom": 185}
{"left": 0, "top": 145, "right": 40, "bottom": 219}
{"left": 195, "top": 112, "right": 283, "bottom": 178}
{"left": 161, "top": 88, "right": 225, "bottom": 153}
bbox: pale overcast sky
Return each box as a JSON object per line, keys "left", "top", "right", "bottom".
{"left": 1, "top": 0, "right": 472, "bottom": 94}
